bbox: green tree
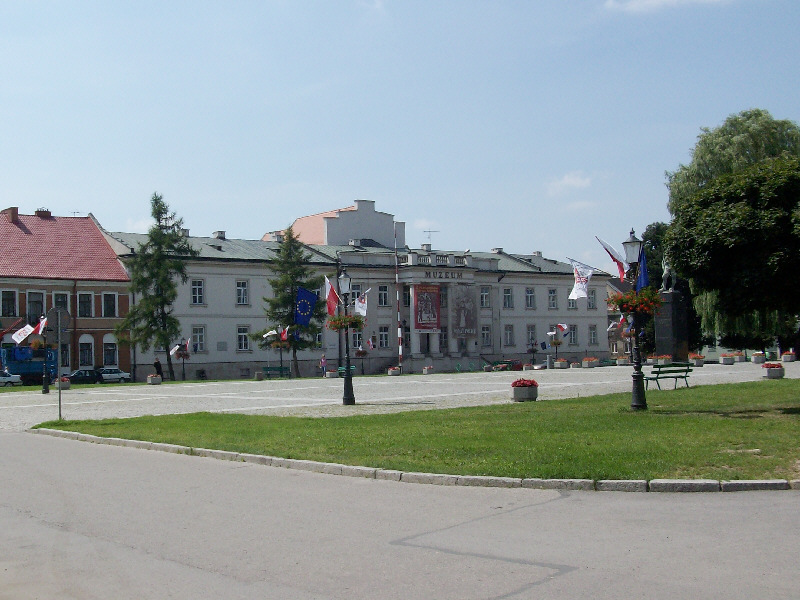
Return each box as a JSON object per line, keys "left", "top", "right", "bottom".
{"left": 115, "top": 193, "right": 198, "bottom": 381}
{"left": 665, "top": 156, "right": 800, "bottom": 346}
{"left": 258, "top": 227, "right": 325, "bottom": 377}
{"left": 666, "top": 108, "right": 800, "bottom": 215}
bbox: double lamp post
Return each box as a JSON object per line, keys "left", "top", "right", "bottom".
{"left": 338, "top": 267, "right": 356, "bottom": 406}
{"left": 622, "top": 229, "right": 647, "bottom": 411}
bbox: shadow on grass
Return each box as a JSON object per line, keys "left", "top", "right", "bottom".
{"left": 653, "top": 408, "right": 772, "bottom": 419}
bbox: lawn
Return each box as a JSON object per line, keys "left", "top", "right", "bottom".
{"left": 37, "top": 379, "right": 800, "bottom": 481}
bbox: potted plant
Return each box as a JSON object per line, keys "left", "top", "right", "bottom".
{"left": 147, "top": 373, "right": 162, "bottom": 385}
{"left": 552, "top": 358, "right": 568, "bottom": 369}
{"left": 732, "top": 351, "right": 745, "bottom": 362}
{"left": 762, "top": 362, "right": 785, "bottom": 379}
{"left": 607, "top": 287, "right": 663, "bottom": 317}
{"left": 422, "top": 365, "right": 434, "bottom": 375}
{"left": 326, "top": 314, "right": 365, "bottom": 331}
{"left": 387, "top": 366, "right": 401, "bottom": 376}
{"left": 751, "top": 351, "right": 766, "bottom": 364}
{"left": 615, "top": 354, "right": 630, "bottom": 366}
{"left": 720, "top": 353, "right": 736, "bottom": 365}
{"left": 781, "top": 351, "right": 796, "bottom": 363}
{"left": 511, "top": 378, "right": 538, "bottom": 401}
{"left": 55, "top": 376, "right": 70, "bottom": 390}
{"left": 581, "top": 357, "right": 599, "bottom": 368}
{"left": 688, "top": 353, "right": 705, "bottom": 367}
{"left": 655, "top": 354, "right": 672, "bottom": 365}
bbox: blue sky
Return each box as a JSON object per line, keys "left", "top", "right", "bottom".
{"left": 3, "top": 0, "right": 798, "bottom": 272}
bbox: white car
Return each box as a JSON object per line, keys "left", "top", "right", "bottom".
{"left": 0, "top": 370, "right": 23, "bottom": 386}
{"left": 96, "top": 368, "right": 131, "bottom": 383}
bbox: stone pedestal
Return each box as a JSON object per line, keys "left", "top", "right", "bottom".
{"left": 655, "top": 291, "right": 688, "bottom": 362}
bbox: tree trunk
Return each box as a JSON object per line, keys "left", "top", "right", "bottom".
{"left": 292, "top": 347, "right": 300, "bottom": 378}
{"left": 166, "top": 354, "right": 175, "bottom": 381}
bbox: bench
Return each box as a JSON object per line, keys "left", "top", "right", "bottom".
{"left": 337, "top": 365, "right": 356, "bottom": 377}
{"left": 262, "top": 366, "right": 290, "bottom": 379}
{"left": 644, "top": 362, "right": 692, "bottom": 390}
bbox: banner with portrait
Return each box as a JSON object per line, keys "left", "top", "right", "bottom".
{"left": 452, "top": 284, "right": 477, "bottom": 337}
{"left": 414, "top": 284, "right": 440, "bottom": 331}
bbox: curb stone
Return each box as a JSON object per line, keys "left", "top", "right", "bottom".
{"left": 27, "top": 429, "right": 800, "bottom": 493}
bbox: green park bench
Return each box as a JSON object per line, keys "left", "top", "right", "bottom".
{"left": 644, "top": 362, "right": 692, "bottom": 390}
{"left": 337, "top": 365, "right": 356, "bottom": 377}
{"left": 262, "top": 366, "right": 290, "bottom": 379}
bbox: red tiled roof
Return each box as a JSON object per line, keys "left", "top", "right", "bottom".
{"left": 0, "top": 211, "right": 130, "bottom": 282}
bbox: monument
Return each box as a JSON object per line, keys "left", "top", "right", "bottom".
{"left": 654, "top": 255, "right": 688, "bottom": 361}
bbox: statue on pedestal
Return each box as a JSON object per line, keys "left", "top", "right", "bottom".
{"left": 661, "top": 253, "right": 677, "bottom": 293}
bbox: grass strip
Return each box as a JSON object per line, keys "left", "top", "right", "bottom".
{"left": 37, "top": 380, "right": 800, "bottom": 481}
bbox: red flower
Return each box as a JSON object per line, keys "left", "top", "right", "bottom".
{"left": 511, "top": 378, "right": 538, "bottom": 388}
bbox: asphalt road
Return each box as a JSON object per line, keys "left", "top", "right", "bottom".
{"left": 1, "top": 363, "right": 798, "bottom": 599}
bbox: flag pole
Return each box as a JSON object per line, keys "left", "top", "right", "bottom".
{"left": 395, "top": 223, "right": 402, "bottom": 372}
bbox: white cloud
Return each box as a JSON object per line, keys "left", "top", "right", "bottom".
{"left": 546, "top": 171, "right": 592, "bottom": 197}
{"left": 604, "top": 0, "right": 727, "bottom": 12}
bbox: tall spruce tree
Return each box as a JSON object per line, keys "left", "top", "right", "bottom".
{"left": 115, "top": 193, "right": 198, "bottom": 380}
{"left": 259, "top": 226, "right": 324, "bottom": 377}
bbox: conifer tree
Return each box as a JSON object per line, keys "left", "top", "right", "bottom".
{"left": 115, "top": 193, "right": 198, "bottom": 380}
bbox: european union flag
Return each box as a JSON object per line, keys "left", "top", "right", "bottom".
{"left": 294, "top": 287, "right": 317, "bottom": 328}
{"left": 635, "top": 245, "right": 649, "bottom": 292}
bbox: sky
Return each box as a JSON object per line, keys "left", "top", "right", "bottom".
{"left": 3, "top": 0, "right": 799, "bottom": 274}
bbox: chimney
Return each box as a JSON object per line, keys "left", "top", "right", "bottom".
{"left": 212, "top": 230, "right": 226, "bottom": 240}
{"left": 35, "top": 208, "right": 52, "bottom": 218}
{"left": 2, "top": 207, "right": 19, "bottom": 223}
{"left": 421, "top": 243, "right": 431, "bottom": 252}
{"left": 180, "top": 228, "right": 190, "bottom": 237}
{"left": 349, "top": 239, "right": 361, "bottom": 247}
{"left": 491, "top": 247, "right": 503, "bottom": 254}
{"left": 531, "top": 251, "right": 542, "bottom": 257}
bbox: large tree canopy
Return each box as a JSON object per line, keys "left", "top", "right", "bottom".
{"left": 665, "top": 156, "right": 800, "bottom": 318}
{"left": 666, "top": 109, "right": 800, "bottom": 215}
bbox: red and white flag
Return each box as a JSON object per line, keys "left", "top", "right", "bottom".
{"left": 568, "top": 259, "right": 593, "bottom": 300}
{"left": 354, "top": 288, "right": 371, "bottom": 317}
{"left": 11, "top": 324, "right": 34, "bottom": 345}
{"left": 280, "top": 327, "right": 289, "bottom": 341}
{"left": 596, "top": 237, "right": 628, "bottom": 282}
{"left": 32, "top": 317, "right": 47, "bottom": 335}
{"left": 324, "top": 276, "right": 340, "bottom": 316}
{"left": 556, "top": 323, "right": 569, "bottom": 338}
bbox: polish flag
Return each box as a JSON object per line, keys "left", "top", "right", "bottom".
{"left": 596, "top": 237, "right": 628, "bottom": 282}
{"left": 324, "top": 276, "right": 340, "bottom": 316}
{"left": 280, "top": 327, "right": 289, "bottom": 341}
{"left": 32, "top": 317, "right": 47, "bottom": 335}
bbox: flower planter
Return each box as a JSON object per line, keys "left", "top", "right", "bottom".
{"left": 763, "top": 366, "right": 785, "bottom": 379}
{"left": 325, "top": 371, "right": 338, "bottom": 378}
{"left": 56, "top": 380, "right": 71, "bottom": 390}
{"left": 781, "top": 354, "right": 796, "bottom": 363}
{"left": 512, "top": 387, "right": 538, "bottom": 402}
{"left": 751, "top": 355, "right": 765, "bottom": 364}
{"left": 422, "top": 367, "right": 434, "bottom": 375}
{"left": 483, "top": 365, "right": 493, "bottom": 372}
{"left": 720, "top": 356, "right": 735, "bottom": 365}
{"left": 657, "top": 358, "right": 671, "bottom": 366}
{"left": 388, "top": 369, "right": 400, "bottom": 376}
{"left": 523, "top": 364, "right": 535, "bottom": 371}
{"left": 552, "top": 361, "right": 569, "bottom": 369}
{"left": 570, "top": 362, "right": 581, "bottom": 368}
{"left": 581, "top": 360, "right": 596, "bottom": 368}
{"left": 734, "top": 355, "right": 745, "bottom": 362}
{"left": 690, "top": 358, "right": 704, "bottom": 367}
{"left": 147, "top": 375, "right": 162, "bottom": 385}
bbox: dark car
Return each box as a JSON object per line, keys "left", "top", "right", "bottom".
{"left": 67, "top": 369, "right": 100, "bottom": 384}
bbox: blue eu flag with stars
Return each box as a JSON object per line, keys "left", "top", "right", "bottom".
{"left": 294, "top": 287, "right": 317, "bottom": 328}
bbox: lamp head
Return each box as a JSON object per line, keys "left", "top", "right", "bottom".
{"left": 622, "top": 228, "right": 642, "bottom": 266}
{"left": 338, "top": 267, "right": 351, "bottom": 295}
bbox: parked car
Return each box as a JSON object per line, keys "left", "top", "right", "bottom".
{"left": 96, "top": 367, "right": 131, "bottom": 383}
{"left": 0, "top": 369, "right": 23, "bottom": 386}
{"left": 67, "top": 369, "right": 101, "bottom": 384}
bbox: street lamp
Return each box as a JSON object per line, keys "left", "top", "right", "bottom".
{"left": 179, "top": 338, "right": 187, "bottom": 381}
{"left": 338, "top": 267, "right": 355, "bottom": 405}
{"left": 622, "top": 228, "right": 647, "bottom": 410}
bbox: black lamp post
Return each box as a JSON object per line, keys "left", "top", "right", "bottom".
{"left": 179, "top": 338, "right": 187, "bottom": 381}
{"left": 339, "top": 267, "right": 355, "bottom": 405}
{"left": 622, "top": 228, "right": 647, "bottom": 410}
{"left": 41, "top": 316, "right": 49, "bottom": 395}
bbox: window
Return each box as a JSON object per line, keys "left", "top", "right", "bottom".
{"left": 418, "top": 255, "right": 431, "bottom": 264}
{"left": 527, "top": 324, "right": 536, "bottom": 347}
{"left": 503, "top": 288, "right": 513, "bottom": 309}
{"left": 525, "top": 288, "right": 536, "bottom": 309}
{"left": 378, "top": 285, "right": 389, "bottom": 307}
{"left": 192, "top": 326, "right": 206, "bottom": 352}
{"left": 79, "top": 342, "right": 93, "bottom": 366}
{"left": 548, "top": 288, "right": 558, "bottom": 310}
{"left": 103, "top": 293, "right": 117, "bottom": 317}
{"left": 481, "top": 325, "right": 492, "bottom": 347}
{"left": 403, "top": 286, "right": 410, "bottom": 307}
{"left": 237, "top": 326, "right": 250, "bottom": 351}
{"left": 588, "top": 289, "right": 597, "bottom": 310}
{"left": 568, "top": 297, "right": 577, "bottom": 310}
{"left": 236, "top": 281, "right": 249, "bottom": 305}
{"left": 78, "top": 293, "right": 93, "bottom": 318}
{"left": 27, "top": 291, "right": 44, "bottom": 325}
{"left": 60, "top": 343, "right": 70, "bottom": 367}
{"left": 440, "top": 286, "right": 448, "bottom": 308}
{"left": 379, "top": 326, "right": 389, "bottom": 348}
{"left": 439, "top": 326, "right": 448, "bottom": 351}
{"left": 351, "top": 283, "right": 362, "bottom": 299}
{"left": 568, "top": 324, "right": 578, "bottom": 345}
{"left": 353, "top": 331, "right": 362, "bottom": 349}
{"left": 455, "top": 256, "right": 466, "bottom": 266}
{"left": 589, "top": 324, "right": 598, "bottom": 345}
{"left": 436, "top": 255, "right": 448, "bottom": 265}
{"left": 1, "top": 291, "right": 16, "bottom": 317}
{"left": 103, "top": 343, "right": 117, "bottom": 366}
{"left": 191, "top": 280, "right": 205, "bottom": 305}
{"left": 54, "top": 292, "right": 69, "bottom": 311}
{"left": 480, "top": 286, "right": 490, "bottom": 308}
{"left": 504, "top": 324, "right": 514, "bottom": 346}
